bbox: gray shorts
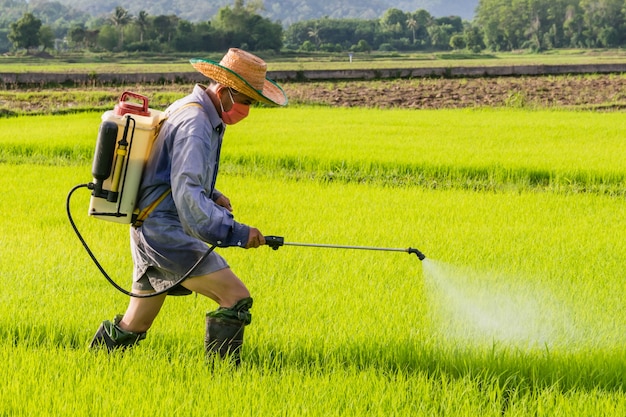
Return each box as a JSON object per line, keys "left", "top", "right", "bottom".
{"left": 132, "top": 249, "right": 229, "bottom": 296}
{"left": 130, "top": 218, "right": 230, "bottom": 296}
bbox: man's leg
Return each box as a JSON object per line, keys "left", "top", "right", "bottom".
{"left": 118, "top": 291, "right": 168, "bottom": 333}
{"left": 90, "top": 291, "right": 167, "bottom": 351}
{"left": 182, "top": 268, "right": 252, "bottom": 365}
{"left": 181, "top": 267, "right": 250, "bottom": 306}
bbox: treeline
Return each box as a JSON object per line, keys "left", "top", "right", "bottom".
{"left": 3, "top": 0, "right": 626, "bottom": 55}
{"left": 2, "top": 1, "right": 283, "bottom": 53}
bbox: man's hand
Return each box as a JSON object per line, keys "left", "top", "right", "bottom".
{"left": 245, "top": 227, "right": 265, "bottom": 249}
{"left": 214, "top": 194, "right": 233, "bottom": 212}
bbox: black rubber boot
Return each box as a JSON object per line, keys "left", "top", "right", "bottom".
{"left": 205, "top": 297, "right": 253, "bottom": 366}
{"left": 89, "top": 315, "right": 147, "bottom": 352}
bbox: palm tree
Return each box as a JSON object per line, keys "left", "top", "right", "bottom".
{"left": 307, "top": 23, "right": 321, "bottom": 47}
{"left": 406, "top": 18, "right": 418, "bottom": 44}
{"left": 136, "top": 10, "right": 149, "bottom": 43}
{"left": 110, "top": 6, "right": 131, "bottom": 49}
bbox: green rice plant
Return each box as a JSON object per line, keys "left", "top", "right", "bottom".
{"left": 223, "top": 106, "right": 626, "bottom": 194}
{"left": 0, "top": 162, "right": 625, "bottom": 416}
{"left": 0, "top": 112, "right": 98, "bottom": 164}
{"left": 3, "top": 107, "right": 624, "bottom": 194}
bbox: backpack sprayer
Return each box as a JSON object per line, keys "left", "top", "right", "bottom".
{"left": 67, "top": 92, "right": 427, "bottom": 299}
{"left": 88, "top": 91, "right": 164, "bottom": 224}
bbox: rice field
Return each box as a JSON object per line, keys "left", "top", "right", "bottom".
{"left": 0, "top": 107, "right": 624, "bottom": 416}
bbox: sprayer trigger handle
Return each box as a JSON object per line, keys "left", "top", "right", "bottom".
{"left": 265, "top": 235, "right": 284, "bottom": 250}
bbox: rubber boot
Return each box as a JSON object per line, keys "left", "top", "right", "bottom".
{"left": 205, "top": 297, "right": 253, "bottom": 366}
{"left": 205, "top": 316, "right": 246, "bottom": 365}
{"left": 89, "top": 314, "right": 146, "bottom": 352}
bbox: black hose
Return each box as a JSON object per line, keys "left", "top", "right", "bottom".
{"left": 66, "top": 183, "right": 215, "bottom": 298}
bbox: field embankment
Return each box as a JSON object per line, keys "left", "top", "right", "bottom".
{"left": 2, "top": 62, "right": 626, "bottom": 86}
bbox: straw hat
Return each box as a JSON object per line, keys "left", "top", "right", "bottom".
{"left": 190, "top": 48, "right": 288, "bottom": 107}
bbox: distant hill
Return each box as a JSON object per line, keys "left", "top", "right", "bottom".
{"left": 47, "top": 0, "right": 478, "bottom": 25}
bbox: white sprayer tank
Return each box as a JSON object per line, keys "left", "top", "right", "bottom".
{"left": 88, "top": 92, "right": 164, "bottom": 224}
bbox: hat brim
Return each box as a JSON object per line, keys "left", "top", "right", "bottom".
{"left": 190, "top": 58, "right": 288, "bottom": 107}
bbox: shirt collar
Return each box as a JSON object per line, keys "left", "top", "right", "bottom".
{"left": 191, "top": 84, "right": 225, "bottom": 133}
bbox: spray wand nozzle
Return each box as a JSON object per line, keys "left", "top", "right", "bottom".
{"left": 408, "top": 247, "right": 426, "bottom": 261}
{"left": 264, "top": 236, "right": 426, "bottom": 261}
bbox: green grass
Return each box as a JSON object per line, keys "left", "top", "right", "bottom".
{"left": 0, "top": 107, "right": 624, "bottom": 415}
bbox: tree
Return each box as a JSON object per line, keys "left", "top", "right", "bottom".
{"left": 68, "top": 25, "right": 86, "bottom": 49}
{"left": 8, "top": 12, "right": 41, "bottom": 52}
{"left": 464, "top": 25, "right": 485, "bottom": 52}
{"left": 38, "top": 24, "right": 54, "bottom": 52}
{"left": 381, "top": 8, "right": 407, "bottom": 34}
{"left": 406, "top": 17, "right": 418, "bottom": 44}
{"left": 476, "top": 0, "right": 586, "bottom": 51}
{"left": 212, "top": 0, "right": 282, "bottom": 51}
{"left": 84, "top": 29, "right": 99, "bottom": 49}
{"left": 307, "top": 23, "right": 321, "bottom": 47}
{"left": 411, "top": 9, "right": 434, "bottom": 47}
{"left": 135, "top": 10, "right": 149, "bottom": 43}
{"left": 171, "top": 20, "right": 214, "bottom": 52}
{"left": 436, "top": 16, "right": 463, "bottom": 33}
{"left": 299, "top": 39, "right": 316, "bottom": 52}
{"left": 564, "top": 4, "right": 585, "bottom": 47}
{"left": 110, "top": 6, "right": 131, "bottom": 49}
{"left": 152, "top": 15, "right": 179, "bottom": 45}
{"left": 97, "top": 25, "right": 117, "bottom": 51}
{"left": 449, "top": 33, "right": 466, "bottom": 50}
{"left": 352, "top": 39, "right": 371, "bottom": 52}
{"left": 476, "top": 0, "right": 531, "bottom": 51}
{"left": 249, "top": 14, "right": 283, "bottom": 50}
{"left": 597, "top": 25, "right": 619, "bottom": 46}
{"left": 284, "top": 18, "right": 381, "bottom": 52}
{"left": 30, "top": 1, "right": 87, "bottom": 27}
{"left": 428, "top": 24, "right": 454, "bottom": 49}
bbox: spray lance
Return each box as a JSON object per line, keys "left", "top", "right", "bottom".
{"left": 263, "top": 236, "right": 426, "bottom": 261}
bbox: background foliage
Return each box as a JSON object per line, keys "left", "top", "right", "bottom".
{"left": 19, "top": 0, "right": 478, "bottom": 25}
{"left": 4, "top": 0, "right": 626, "bottom": 54}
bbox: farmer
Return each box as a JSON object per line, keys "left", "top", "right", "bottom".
{"left": 90, "top": 48, "right": 288, "bottom": 365}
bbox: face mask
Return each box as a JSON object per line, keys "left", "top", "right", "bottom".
{"left": 220, "top": 88, "right": 250, "bottom": 125}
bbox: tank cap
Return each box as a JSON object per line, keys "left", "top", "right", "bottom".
{"left": 114, "top": 91, "right": 150, "bottom": 117}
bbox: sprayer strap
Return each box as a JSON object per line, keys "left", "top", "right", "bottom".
{"left": 132, "top": 188, "right": 171, "bottom": 227}
{"left": 154, "top": 101, "right": 204, "bottom": 141}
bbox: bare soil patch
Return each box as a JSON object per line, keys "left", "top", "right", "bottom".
{"left": 282, "top": 75, "right": 626, "bottom": 110}
{"left": 2, "top": 74, "right": 626, "bottom": 115}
